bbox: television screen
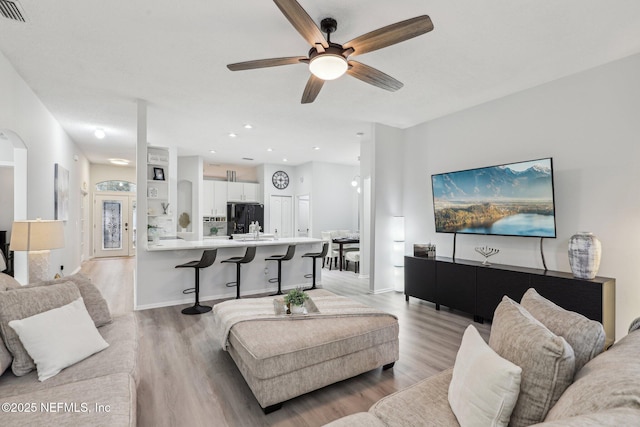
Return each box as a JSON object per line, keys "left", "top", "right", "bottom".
{"left": 431, "top": 158, "right": 556, "bottom": 238}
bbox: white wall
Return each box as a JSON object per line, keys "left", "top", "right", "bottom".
{"left": 400, "top": 53, "right": 640, "bottom": 340}
{"left": 310, "top": 162, "right": 359, "bottom": 238}
{"left": 261, "top": 164, "right": 296, "bottom": 236}
{"left": 90, "top": 164, "right": 136, "bottom": 187}
{"left": 177, "top": 156, "right": 203, "bottom": 238}
{"left": 370, "top": 124, "right": 404, "bottom": 293}
{"left": 0, "top": 51, "right": 90, "bottom": 281}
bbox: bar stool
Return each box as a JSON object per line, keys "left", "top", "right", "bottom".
{"left": 175, "top": 249, "right": 217, "bottom": 315}
{"left": 221, "top": 246, "right": 257, "bottom": 299}
{"left": 302, "top": 242, "right": 328, "bottom": 291}
{"left": 265, "top": 245, "right": 296, "bottom": 295}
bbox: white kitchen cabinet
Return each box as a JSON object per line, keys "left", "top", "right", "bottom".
{"left": 243, "top": 182, "right": 259, "bottom": 202}
{"left": 203, "top": 180, "right": 230, "bottom": 216}
{"left": 227, "top": 182, "right": 259, "bottom": 202}
{"left": 213, "top": 181, "right": 228, "bottom": 215}
{"left": 202, "top": 180, "right": 215, "bottom": 216}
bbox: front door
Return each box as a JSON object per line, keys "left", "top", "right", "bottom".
{"left": 94, "top": 194, "right": 135, "bottom": 257}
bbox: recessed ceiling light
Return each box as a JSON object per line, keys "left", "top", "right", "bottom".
{"left": 356, "top": 132, "right": 364, "bottom": 137}
{"left": 228, "top": 132, "right": 237, "bottom": 138}
{"left": 109, "top": 158, "right": 130, "bottom": 165}
{"left": 244, "top": 124, "right": 253, "bottom": 129}
{"left": 283, "top": 158, "right": 288, "bottom": 162}
{"left": 209, "top": 150, "right": 216, "bottom": 154}
{"left": 267, "top": 148, "right": 273, "bottom": 152}
{"left": 95, "top": 128, "right": 106, "bottom": 139}
{"left": 313, "top": 146, "right": 320, "bottom": 150}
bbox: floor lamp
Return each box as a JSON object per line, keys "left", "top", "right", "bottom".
{"left": 392, "top": 216, "right": 405, "bottom": 292}
{"left": 10, "top": 219, "right": 65, "bottom": 283}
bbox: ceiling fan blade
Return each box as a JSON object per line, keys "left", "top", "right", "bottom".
{"left": 347, "top": 61, "right": 403, "bottom": 92}
{"left": 301, "top": 74, "right": 325, "bottom": 104}
{"left": 343, "top": 15, "right": 433, "bottom": 57}
{"left": 227, "top": 56, "right": 308, "bottom": 71}
{"left": 274, "top": 0, "right": 328, "bottom": 48}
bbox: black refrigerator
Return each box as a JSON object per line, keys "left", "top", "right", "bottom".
{"left": 227, "top": 203, "right": 264, "bottom": 236}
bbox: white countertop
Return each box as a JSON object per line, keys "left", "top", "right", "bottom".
{"left": 146, "top": 236, "right": 321, "bottom": 251}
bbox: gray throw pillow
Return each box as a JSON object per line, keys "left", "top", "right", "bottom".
{"left": 0, "top": 338, "right": 11, "bottom": 376}
{"left": 521, "top": 288, "right": 605, "bottom": 373}
{"left": 545, "top": 329, "right": 640, "bottom": 421}
{"left": 0, "top": 272, "right": 21, "bottom": 290}
{"left": 0, "top": 275, "right": 20, "bottom": 375}
{"left": 26, "top": 273, "right": 112, "bottom": 327}
{"left": 489, "top": 296, "right": 575, "bottom": 427}
{"left": 0, "top": 282, "right": 81, "bottom": 376}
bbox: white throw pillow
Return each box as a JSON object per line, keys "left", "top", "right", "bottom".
{"left": 449, "top": 325, "right": 522, "bottom": 427}
{"left": 8, "top": 297, "right": 109, "bottom": 381}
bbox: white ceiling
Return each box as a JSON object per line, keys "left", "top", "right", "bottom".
{"left": 1, "top": 1, "right": 640, "bottom": 167}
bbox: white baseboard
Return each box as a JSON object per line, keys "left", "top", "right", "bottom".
{"left": 370, "top": 287, "right": 394, "bottom": 295}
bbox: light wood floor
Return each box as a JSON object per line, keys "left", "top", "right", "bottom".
{"left": 81, "top": 257, "right": 491, "bottom": 427}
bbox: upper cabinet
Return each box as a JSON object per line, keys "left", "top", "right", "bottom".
{"left": 202, "top": 180, "right": 214, "bottom": 217}
{"left": 213, "top": 181, "right": 228, "bottom": 214}
{"left": 228, "top": 182, "right": 259, "bottom": 202}
{"left": 202, "top": 180, "right": 228, "bottom": 217}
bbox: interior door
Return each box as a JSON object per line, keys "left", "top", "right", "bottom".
{"left": 94, "top": 194, "right": 135, "bottom": 257}
{"left": 296, "top": 195, "right": 310, "bottom": 237}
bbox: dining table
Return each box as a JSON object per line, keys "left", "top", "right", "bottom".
{"left": 332, "top": 237, "right": 360, "bottom": 271}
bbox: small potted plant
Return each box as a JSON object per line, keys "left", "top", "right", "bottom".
{"left": 179, "top": 212, "right": 191, "bottom": 232}
{"left": 284, "top": 287, "right": 309, "bottom": 314}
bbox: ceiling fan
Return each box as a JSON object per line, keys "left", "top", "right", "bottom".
{"left": 227, "top": 0, "right": 434, "bottom": 104}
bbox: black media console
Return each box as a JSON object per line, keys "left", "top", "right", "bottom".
{"left": 405, "top": 256, "right": 615, "bottom": 346}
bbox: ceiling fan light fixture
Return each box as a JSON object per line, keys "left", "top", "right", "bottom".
{"left": 309, "top": 54, "right": 348, "bottom": 81}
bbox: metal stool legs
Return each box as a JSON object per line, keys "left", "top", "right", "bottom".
{"left": 181, "top": 267, "right": 212, "bottom": 315}
{"left": 175, "top": 249, "right": 217, "bottom": 315}
{"left": 266, "top": 245, "right": 296, "bottom": 296}
{"left": 302, "top": 242, "right": 328, "bottom": 291}
{"left": 306, "top": 256, "right": 318, "bottom": 290}
{"left": 269, "top": 259, "right": 284, "bottom": 295}
{"left": 222, "top": 246, "right": 257, "bottom": 300}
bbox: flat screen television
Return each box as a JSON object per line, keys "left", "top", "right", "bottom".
{"left": 431, "top": 157, "right": 557, "bottom": 238}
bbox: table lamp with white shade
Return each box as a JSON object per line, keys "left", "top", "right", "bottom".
{"left": 9, "top": 219, "right": 65, "bottom": 283}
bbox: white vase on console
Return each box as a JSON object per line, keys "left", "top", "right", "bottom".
{"left": 568, "top": 232, "right": 601, "bottom": 280}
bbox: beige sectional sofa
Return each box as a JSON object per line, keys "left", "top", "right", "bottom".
{"left": 0, "top": 273, "right": 138, "bottom": 426}
{"left": 326, "top": 288, "right": 640, "bottom": 426}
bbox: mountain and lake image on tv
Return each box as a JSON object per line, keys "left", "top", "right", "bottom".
{"left": 431, "top": 158, "right": 557, "bottom": 238}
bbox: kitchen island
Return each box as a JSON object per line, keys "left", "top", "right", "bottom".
{"left": 135, "top": 237, "right": 323, "bottom": 310}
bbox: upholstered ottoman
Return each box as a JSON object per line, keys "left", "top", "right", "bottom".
{"left": 214, "top": 289, "right": 399, "bottom": 412}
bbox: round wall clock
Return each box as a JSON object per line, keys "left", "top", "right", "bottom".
{"left": 272, "top": 170, "right": 289, "bottom": 189}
